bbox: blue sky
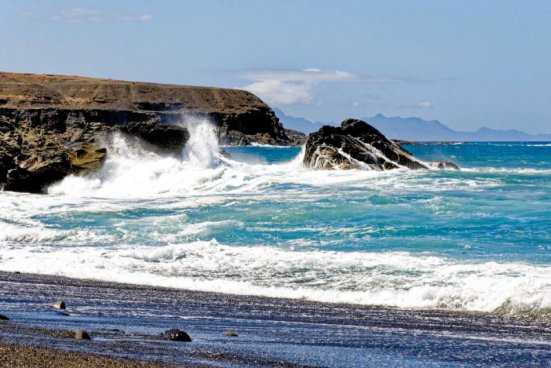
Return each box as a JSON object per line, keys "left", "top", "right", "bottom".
{"left": 1, "top": 1, "right": 550, "bottom": 133}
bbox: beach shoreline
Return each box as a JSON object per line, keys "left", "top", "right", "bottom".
{"left": 1, "top": 271, "right": 551, "bottom": 367}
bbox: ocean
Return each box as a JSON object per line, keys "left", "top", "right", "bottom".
{"left": 1, "top": 120, "right": 550, "bottom": 318}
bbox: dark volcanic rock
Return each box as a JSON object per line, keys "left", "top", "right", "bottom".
{"left": 158, "top": 329, "right": 192, "bottom": 342}
{"left": 6, "top": 149, "right": 72, "bottom": 193}
{"left": 284, "top": 129, "right": 307, "bottom": 146}
{"left": 304, "top": 119, "right": 428, "bottom": 170}
{"left": 75, "top": 329, "right": 91, "bottom": 340}
{"left": 120, "top": 121, "right": 189, "bottom": 153}
{"left": 429, "top": 161, "right": 461, "bottom": 170}
{"left": 0, "top": 71, "right": 293, "bottom": 192}
{"left": 0, "top": 314, "right": 9, "bottom": 321}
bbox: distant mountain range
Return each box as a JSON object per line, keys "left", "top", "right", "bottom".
{"left": 274, "top": 108, "right": 551, "bottom": 142}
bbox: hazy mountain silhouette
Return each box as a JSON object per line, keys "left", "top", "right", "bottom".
{"left": 274, "top": 109, "right": 551, "bottom": 141}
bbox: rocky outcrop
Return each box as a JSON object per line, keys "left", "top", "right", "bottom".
{"left": 429, "top": 161, "right": 460, "bottom": 170}
{"left": 304, "top": 119, "right": 458, "bottom": 170}
{"left": 304, "top": 119, "right": 428, "bottom": 170}
{"left": 284, "top": 129, "right": 307, "bottom": 146}
{"left": 0, "top": 72, "right": 292, "bottom": 192}
{"left": 120, "top": 121, "right": 189, "bottom": 153}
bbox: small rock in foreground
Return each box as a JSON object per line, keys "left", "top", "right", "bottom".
{"left": 159, "top": 329, "right": 192, "bottom": 342}
{"left": 75, "top": 330, "right": 91, "bottom": 340}
{"left": 224, "top": 331, "right": 238, "bottom": 337}
{"left": 0, "top": 314, "right": 9, "bottom": 321}
{"left": 51, "top": 300, "right": 66, "bottom": 310}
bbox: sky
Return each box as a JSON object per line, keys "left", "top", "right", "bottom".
{"left": 1, "top": 0, "right": 550, "bottom": 134}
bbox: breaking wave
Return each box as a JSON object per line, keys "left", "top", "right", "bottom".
{"left": 1, "top": 238, "right": 551, "bottom": 317}
{"left": 2, "top": 118, "right": 551, "bottom": 317}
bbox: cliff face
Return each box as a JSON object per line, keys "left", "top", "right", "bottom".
{"left": 0, "top": 72, "right": 291, "bottom": 192}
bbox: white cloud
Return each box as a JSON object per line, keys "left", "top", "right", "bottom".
{"left": 49, "top": 7, "right": 102, "bottom": 23}
{"left": 123, "top": 14, "right": 153, "bottom": 22}
{"left": 138, "top": 15, "right": 153, "bottom": 22}
{"left": 417, "top": 101, "right": 433, "bottom": 109}
{"left": 48, "top": 8, "right": 152, "bottom": 24}
{"left": 241, "top": 68, "right": 359, "bottom": 105}
{"left": 244, "top": 79, "right": 313, "bottom": 105}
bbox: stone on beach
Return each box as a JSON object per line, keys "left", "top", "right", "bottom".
{"left": 51, "top": 300, "right": 66, "bottom": 310}
{"left": 75, "top": 329, "right": 91, "bottom": 340}
{"left": 158, "top": 329, "right": 192, "bottom": 342}
{"left": 0, "top": 314, "right": 9, "bottom": 321}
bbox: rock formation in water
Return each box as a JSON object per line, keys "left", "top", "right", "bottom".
{"left": 303, "top": 119, "right": 458, "bottom": 170}
{"left": 0, "top": 71, "right": 294, "bottom": 192}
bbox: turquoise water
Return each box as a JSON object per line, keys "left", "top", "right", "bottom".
{"left": 1, "top": 128, "right": 550, "bottom": 315}
{"left": 222, "top": 143, "right": 551, "bottom": 263}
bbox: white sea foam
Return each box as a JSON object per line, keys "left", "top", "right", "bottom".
{"left": 2, "top": 118, "right": 550, "bottom": 316}
{"left": 1, "top": 239, "right": 550, "bottom": 315}
{"left": 462, "top": 167, "right": 551, "bottom": 175}
{"left": 42, "top": 117, "right": 504, "bottom": 198}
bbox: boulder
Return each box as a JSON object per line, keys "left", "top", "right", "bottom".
{"left": 303, "top": 119, "right": 428, "bottom": 170}
{"left": 75, "top": 329, "right": 91, "bottom": 340}
{"left": 0, "top": 314, "right": 9, "bottom": 321}
{"left": 158, "top": 329, "right": 192, "bottom": 342}
{"left": 6, "top": 150, "right": 72, "bottom": 193}
{"left": 51, "top": 300, "right": 66, "bottom": 310}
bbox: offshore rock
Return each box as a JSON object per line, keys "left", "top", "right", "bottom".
{"left": 429, "top": 161, "right": 461, "bottom": 170}
{"left": 0, "top": 71, "right": 292, "bottom": 192}
{"left": 304, "top": 119, "right": 429, "bottom": 170}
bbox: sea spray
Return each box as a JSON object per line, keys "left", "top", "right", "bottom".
{"left": 180, "top": 116, "right": 221, "bottom": 168}
{"left": 48, "top": 117, "right": 225, "bottom": 197}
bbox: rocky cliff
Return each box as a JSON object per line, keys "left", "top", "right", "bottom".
{"left": 0, "top": 72, "right": 292, "bottom": 192}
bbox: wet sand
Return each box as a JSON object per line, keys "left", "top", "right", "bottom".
{"left": 1, "top": 271, "right": 551, "bottom": 367}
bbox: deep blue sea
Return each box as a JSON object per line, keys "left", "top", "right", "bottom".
{"left": 1, "top": 123, "right": 550, "bottom": 316}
